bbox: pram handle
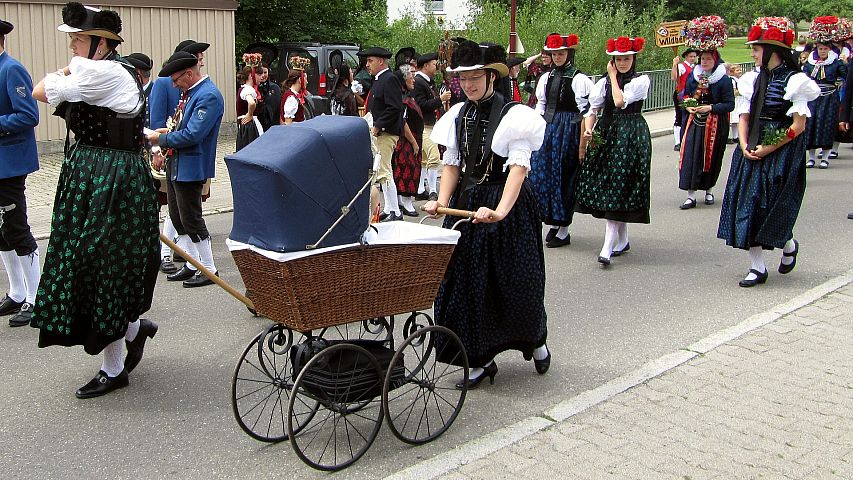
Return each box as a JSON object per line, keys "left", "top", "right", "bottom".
{"left": 436, "top": 207, "right": 475, "bottom": 218}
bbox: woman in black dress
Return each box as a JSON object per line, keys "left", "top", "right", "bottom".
{"left": 423, "top": 40, "right": 549, "bottom": 388}
{"left": 392, "top": 65, "right": 424, "bottom": 216}
{"left": 717, "top": 17, "right": 820, "bottom": 287}
{"left": 678, "top": 16, "right": 735, "bottom": 209}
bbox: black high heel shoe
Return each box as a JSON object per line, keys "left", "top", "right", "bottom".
{"left": 738, "top": 268, "right": 768, "bottom": 288}
{"left": 456, "top": 362, "right": 497, "bottom": 390}
{"left": 778, "top": 239, "right": 798, "bottom": 274}
{"left": 534, "top": 347, "right": 551, "bottom": 375}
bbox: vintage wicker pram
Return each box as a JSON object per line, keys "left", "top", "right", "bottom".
{"left": 224, "top": 117, "right": 470, "bottom": 471}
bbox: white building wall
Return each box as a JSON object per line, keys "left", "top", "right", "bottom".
{"left": 386, "top": 0, "right": 471, "bottom": 29}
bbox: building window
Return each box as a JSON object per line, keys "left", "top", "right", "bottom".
{"left": 425, "top": 0, "right": 444, "bottom": 13}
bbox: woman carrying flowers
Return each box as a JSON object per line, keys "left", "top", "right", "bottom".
{"left": 717, "top": 17, "right": 820, "bottom": 287}
{"left": 677, "top": 16, "right": 735, "bottom": 210}
{"left": 576, "top": 36, "right": 651, "bottom": 267}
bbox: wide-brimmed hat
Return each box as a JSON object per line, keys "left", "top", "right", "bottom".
{"left": 507, "top": 56, "right": 525, "bottom": 68}
{"left": 0, "top": 19, "right": 13, "bottom": 35}
{"left": 685, "top": 15, "right": 728, "bottom": 50}
{"left": 125, "top": 52, "right": 152, "bottom": 71}
{"left": 158, "top": 51, "right": 198, "bottom": 77}
{"left": 447, "top": 40, "right": 509, "bottom": 77}
{"left": 746, "top": 17, "right": 796, "bottom": 49}
{"left": 57, "top": 2, "right": 123, "bottom": 42}
{"left": 543, "top": 33, "right": 579, "bottom": 51}
{"left": 174, "top": 39, "right": 209, "bottom": 55}
{"left": 606, "top": 36, "right": 646, "bottom": 56}
{"left": 356, "top": 47, "right": 392, "bottom": 59}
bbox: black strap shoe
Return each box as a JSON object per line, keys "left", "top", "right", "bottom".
{"left": 704, "top": 193, "right": 715, "bottom": 205}
{"left": 0, "top": 294, "right": 24, "bottom": 316}
{"left": 8, "top": 302, "right": 32, "bottom": 327}
{"left": 401, "top": 207, "right": 419, "bottom": 217}
{"left": 183, "top": 270, "right": 218, "bottom": 288}
{"left": 611, "top": 243, "right": 630, "bottom": 257}
{"left": 545, "top": 233, "right": 571, "bottom": 248}
{"left": 455, "top": 361, "right": 497, "bottom": 390}
{"left": 778, "top": 240, "right": 798, "bottom": 275}
{"left": 679, "top": 198, "right": 697, "bottom": 210}
{"left": 166, "top": 265, "right": 196, "bottom": 281}
{"left": 75, "top": 370, "right": 130, "bottom": 399}
{"left": 738, "top": 268, "right": 768, "bottom": 287}
{"left": 125, "top": 319, "right": 159, "bottom": 373}
{"left": 159, "top": 256, "right": 178, "bottom": 274}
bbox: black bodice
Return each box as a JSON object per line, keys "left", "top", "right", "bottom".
{"left": 68, "top": 102, "right": 145, "bottom": 151}
{"left": 759, "top": 66, "right": 795, "bottom": 122}
{"left": 604, "top": 74, "right": 644, "bottom": 116}
{"left": 544, "top": 66, "right": 581, "bottom": 115}
{"left": 457, "top": 93, "right": 511, "bottom": 186}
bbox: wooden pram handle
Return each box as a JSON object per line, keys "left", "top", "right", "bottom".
{"left": 433, "top": 206, "right": 476, "bottom": 218}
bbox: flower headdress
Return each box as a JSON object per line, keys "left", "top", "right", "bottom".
{"left": 543, "top": 33, "right": 579, "bottom": 51}
{"left": 808, "top": 16, "right": 840, "bottom": 44}
{"left": 242, "top": 52, "right": 263, "bottom": 68}
{"left": 746, "top": 17, "right": 796, "bottom": 49}
{"left": 685, "top": 15, "right": 728, "bottom": 50}
{"left": 836, "top": 18, "right": 851, "bottom": 42}
{"left": 290, "top": 56, "right": 311, "bottom": 72}
{"left": 606, "top": 36, "right": 645, "bottom": 55}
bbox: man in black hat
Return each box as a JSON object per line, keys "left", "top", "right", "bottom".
{"left": 670, "top": 48, "right": 698, "bottom": 151}
{"left": 0, "top": 18, "right": 41, "bottom": 327}
{"left": 149, "top": 39, "right": 210, "bottom": 276}
{"left": 507, "top": 56, "right": 524, "bottom": 102}
{"left": 413, "top": 52, "right": 450, "bottom": 201}
{"left": 148, "top": 51, "right": 224, "bottom": 288}
{"left": 125, "top": 52, "right": 153, "bottom": 126}
{"left": 357, "top": 47, "right": 403, "bottom": 221}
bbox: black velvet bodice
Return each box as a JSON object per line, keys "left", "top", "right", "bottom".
{"left": 68, "top": 102, "right": 145, "bottom": 151}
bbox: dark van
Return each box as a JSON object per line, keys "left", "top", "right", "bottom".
{"left": 243, "top": 42, "right": 362, "bottom": 98}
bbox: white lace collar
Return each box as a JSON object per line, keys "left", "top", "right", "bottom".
{"left": 692, "top": 63, "right": 727, "bottom": 84}
{"left": 808, "top": 49, "right": 839, "bottom": 66}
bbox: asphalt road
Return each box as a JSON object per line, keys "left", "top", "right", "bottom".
{"left": 1, "top": 136, "right": 851, "bottom": 479}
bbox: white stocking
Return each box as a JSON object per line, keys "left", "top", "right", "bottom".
{"left": 0, "top": 250, "right": 25, "bottom": 302}
{"left": 599, "top": 220, "right": 618, "bottom": 259}
{"left": 194, "top": 237, "right": 217, "bottom": 273}
{"left": 745, "top": 246, "right": 766, "bottom": 280}
{"left": 161, "top": 216, "right": 176, "bottom": 258}
{"left": 382, "top": 181, "right": 400, "bottom": 214}
{"left": 686, "top": 189, "right": 696, "bottom": 201}
{"left": 18, "top": 248, "right": 40, "bottom": 304}
{"left": 125, "top": 319, "right": 140, "bottom": 343}
{"left": 417, "top": 167, "right": 428, "bottom": 194}
{"left": 533, "top": 345, "right": 549, "bottom": 361}
{"left": 175, "top": 235, "right": 197, "bottom": 271}
{"left": 427, "top": 169, "right": 438, "bottom": 194}
{"left": 555, "top": 226, "right": 569, "bottom": 240}
{"left": 100, "top": 338, "right": 125, "bottom": 377}
{"left": 614, "top": 222, "right": 628, "bottom": 251}
{"left": 781, "top": 239, "right": 797, "bottom": 266}
{"left": 400, "top": 196, "right": 415, "bottom": 211}
{"left": 831, "top": 141, "right": 840, "bottom": 154}
{"left": 808, "top": 149, "right": 816, "bottom": 161}
{"left": 673, "top": 126, "right": 681, "bottom": 145}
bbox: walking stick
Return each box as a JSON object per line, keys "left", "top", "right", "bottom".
{"left": 159, "top": 233, "right": 255, "bottom": 310}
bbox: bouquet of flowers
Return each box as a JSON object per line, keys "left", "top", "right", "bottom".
{"left": 586, "top": 128, "right": 605, "bottom": 158}
{"left": 760, "top": 126, "right": 788, "bottom": 146}
{"left": 681, "top": 97, "right": 700, "bottom": 108}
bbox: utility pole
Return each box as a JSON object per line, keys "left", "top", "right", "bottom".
{"left": 509, "top": 0, "right": 517, "bottom": 58}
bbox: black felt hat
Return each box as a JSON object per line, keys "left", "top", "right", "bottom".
{"left": 356, "top": 47, "right": 392, "bottom": 58}
{"left": 0, "top": 20, "right": 13, "bottom": 35}
{"left": 158, "top": 51, "right": 198, "bottom": 77}
{"left": 174, "top": 39, "right": 209, "bottom": 55}
{"left": 394, "top": 47, "right": 417, "bottom": 69}
{"left": 57, "top": 2, "right": 123, "bottom": 42}
{"left": 448, "top": 39, "right": 509, "bottom": 77}
{"left": 507, "top": 56, "right": 525, "bottom": 68}
{"left": 416, "top": 52, "right": 439, "bottom": 67}
{"left": 126, "top": 52, "right": 153, "bottom": 71}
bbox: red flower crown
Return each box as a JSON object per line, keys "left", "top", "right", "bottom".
{"left": 809, "top": 16, "right": 841, "bottom": 43}
{"left": 606, "top": 36, "right": 645, "bottom": 54}
{"left": 545, "top": 33, "right": 579, "bottom": 50}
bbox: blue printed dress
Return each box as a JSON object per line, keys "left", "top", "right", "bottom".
{"left": 802, "top": 51, "right": 847, "bottom": 150}
{"left": 717, "top": 66, "right": 820, "bottom": 250}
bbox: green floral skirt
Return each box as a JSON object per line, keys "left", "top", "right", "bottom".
{"left": 31, "top": 145, "right": 160, "bottom": 355}
{"left": 575, "top": 113, "right": 652, "bottom": 224}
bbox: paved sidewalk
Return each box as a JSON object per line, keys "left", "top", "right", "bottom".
{"left": 25, "top": 110, "right": 676, "bottom": 239}
{"left": 389, "top": 277, "right": 853, "bottom": 480}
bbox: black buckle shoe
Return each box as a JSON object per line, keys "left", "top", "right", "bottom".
{"left": 0, "top": 294, "right": 24, "bottom": 316}
{"left": 679, "top": 198, "right": 697, "bottom": 210}
{"left": 456, "top": 362, "right": 497, "bottom": 390}
{"left": 125, "top": 319, "right": 159, "bottom": 373}
{"left": 75, "top": 370, "right": 130, "bottom": 399}
{"left": 183, "top": 271, "right": 218, "bottom": 288}
{"left": 159, "top": 256, "right": 178, "bottom": 274}
{"left": 8, "top": 302, "right": 32, "bottom": 327}
{"left": 738, "top": 268, "right": 768, "bottom": 288}
{"left": 778, "top": 240, "right": 798, "bottom": 275}
{"left": 166, "top": 265, "right": 196, "bottom": 281}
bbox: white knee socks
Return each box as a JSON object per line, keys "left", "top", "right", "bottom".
{"left": 781, "top": 239, "right": 797, "bottom": 266}
{"left": 533, "top": 345, "right": 549, "bottom": 361}
{"left": 382, "top": 181, "right": 400, "bottom": 214}
{"left": 808, "top": 149, "right": 816, "bottom": 161}
{"left": 600, "top": 220, "right": 619, "bottom": 259}
{"left": 674, "top": 126, "right": 682, "bottom": 146}
{"left": 19, "top": 248, "right": 40, "bottom": 304}
{"left": 175, "top": 235, "right": 198, "bottom": 271}
{"left": 399, "top": 195, "right": 415, "bottom": 211}
{"left": 161, "top": 216, "right": 176, "bottom": 258}
{"left": 614, "top": 222, "right": 628, "bottom": 251}
{"left": 194, "top": 237, "right": 217, "bottom": 273}
{"left": 417, "top": 167, "right": 428, "bottom": 194}
{"left": 427, "top": 169, "right": 438, "bottom": 194}
{"left": 831, "top": 141, "right": 840, "bottom": 154}
{"left": 745, "top": 246, "right": 766, "bottom": 280}
{"left": 0, "top": 250, "right": 25, "bottom": 302}
{"left": 687, "top": 189, "right": 696, "bottom": 201}
{"left": 100, "top": 338, "right": 125, "bottom": 377}
{"left": 125, "top": 319, "right": 140, "bottom": 343}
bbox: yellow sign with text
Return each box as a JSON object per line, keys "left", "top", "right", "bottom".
{"left": 655, "top": 20, "right": 688, "bottom": 49}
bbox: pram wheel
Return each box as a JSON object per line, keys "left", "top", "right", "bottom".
{"left": 383, "top": 325, "right": 468, "bottom": 445}
{"left": 288, "top": 343, "right": 384, "bottom": 471}
{"left": 231, "top": 324, "right": 318, "bottom": 442}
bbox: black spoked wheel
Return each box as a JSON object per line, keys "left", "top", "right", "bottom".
{"left": 383, "top": 325, "right": 468, "bottom": 445}
{"left": 288, "top": 343, "right": 384, "bottom": 471}
{"left": 231, "top": 325, "right": 318, "bottom": 442}
{"left": 318, "top": 317, "right": 392, "bottom": 344}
